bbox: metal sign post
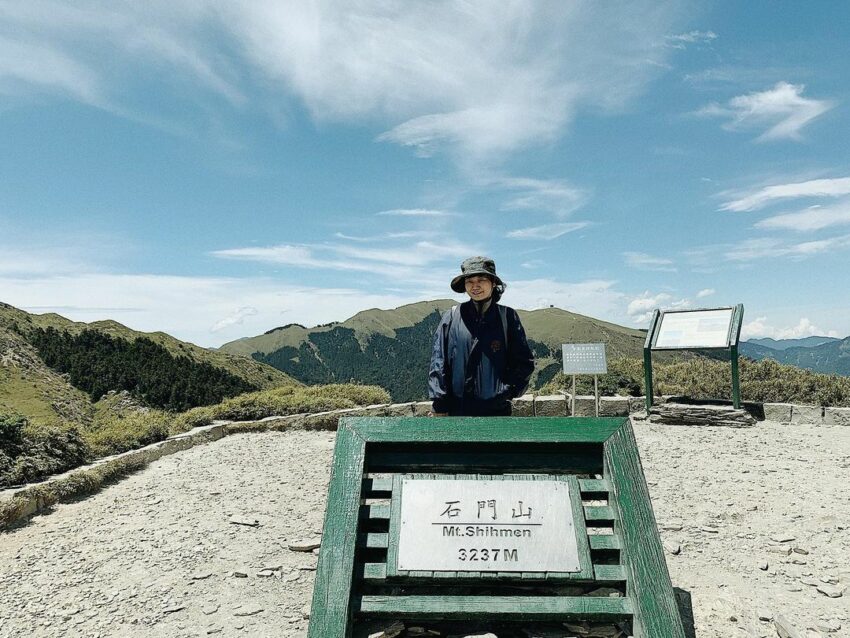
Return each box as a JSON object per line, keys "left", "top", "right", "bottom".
{"left": 562, "top": 343, "right": 607, "bottom": 416}
{"left": 644, "top": 305, "right": 745, "bottom": 410}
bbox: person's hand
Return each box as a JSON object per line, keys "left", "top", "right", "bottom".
{"left": 428, "top": 411, "right": 449, "bottom": 417}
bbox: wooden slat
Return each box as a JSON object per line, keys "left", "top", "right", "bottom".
{"left": 589, "top": 535, "right": 621, "bottom": 550}
{"left": 604, "top": 419, "right": 686, "bottom": 637}
{"left": 358, "top": 533, "right": 388, "bottom": 549}
{"left": 363, "top": 502, "right": 390, "bottom": 520}
{"left": 578, "top": 478, "right": 610, "bottom": 493}
{"left": 363, "top": 477, "right": 393, "bottom": 493}
{"left": 360, "top": 563, "right": 627, "bottom": 584}
{"left": 593, "top": 564, "right": 627, "bottom": 582}
{"left": 307, "top": 424, "right": 367, "bottom": 638}
{"left": 584, "top": 505, "right": 615, "bottom": 521}
{"left": 367, "top": 450, "right": 601, "bottom": 474}
{"left": 346, "top": 417, "right": 625, "bottom": 444}
{"left": 356, "top": 594, "right": 633, "bottom": 620}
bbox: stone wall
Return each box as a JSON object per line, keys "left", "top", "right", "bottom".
{"left": 2, "top": 396, "right": 846, "bottom": 530}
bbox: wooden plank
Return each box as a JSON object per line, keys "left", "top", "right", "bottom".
{"left": 584, "top": 505, "right": 615, "bottom": 521}
{"left": 578, "top": 478, "right": 610, "bottom": 493}
{"left": 566, "top": 475, "right": 594, "bottom": 581}
{"left": 589, "top": 535, "right": 621, "bottom": 550}
{"left": 368, "top": 450, "right": 601, "bottom": 474}
{"left": 359, "top": 533, "right": 388, "bottom": 549}
{"left": 345, "top": 416, "right": 624, "bottom": 444}
{"left": 384, "top": 475, "right": 403, "bottom": 578}
{"left": 356, "top": 595, "right": 633, "bottom": 620}
{"left": 593, "top": 564, "right": 627, "bottom": 582}
{"left": 362, "top": 477, "right": 393, "bottom": 493}
{"left": 604, "top": 419, "right": 686, "bottom": 637}
{"left": 307, "top": 424, "right": 366, "bottom": 638}
{"left": 364, "top": 503, "right": 390, "bottom": 520}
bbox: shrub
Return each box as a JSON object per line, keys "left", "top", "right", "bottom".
{"left": 86, "top": 411, "right": 172, "bottom": 458}
{"left": 1, "top": 425, "right": 91, "bottom": 488}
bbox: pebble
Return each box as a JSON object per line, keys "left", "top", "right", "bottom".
{"left": 288, "top": 538, "right": 322, "bottom": 552}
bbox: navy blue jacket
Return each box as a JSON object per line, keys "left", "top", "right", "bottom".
{"left": 429, "top": 301, "right": 535, "bottom": 416}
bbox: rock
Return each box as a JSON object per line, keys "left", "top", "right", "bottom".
{"left": 412, "top": 401, "right": 433, "bottom": 417}
{"left": 201, "top": 604, "right": 219, "bottom": 615}
{"left": 367, "top": 620, "right": 405, "bottom": 637}
{"left": 228, "top": 516, "right": 260, "bottom": 528}
{"left": 757, "top": 609, "right": 773, "bottom": 621}
{"left": 758, "top": 562, "right": 769, "bottom": 570}
{"left": 791, "top": 405, "right": 823, "bottom": 425}
{"left": 663, "top": 541, "right": 681, "bottom": 555}
{"left": 816, "top": 620, "right": 841, "bottom": 633}
{"left": 288, "top": 538, "right": 322, "bottom": 552}
{"left": 233, "top": 605, "right": 264, "bottom": 617}
{"left": 816, "top": 583, "right": 845, "bottom": 598}
{"left": 534, "top": 395, "right": 567, "bottom": 417}
{"left": 511, "top": 394, "right": 535, "bottom": 416}
{"left": 599, "top": 396, "right": 630, "bottom": 416}
{"left": 162, "top": 604, "right": 185, "bottom": 613}
{"left": 766, "top": 545, "right": 792, "bottom": 555}
{"left": 572, "top": 395, "right": 598, "bottom": 417}
{"left": 775, "top": 614, "right": 804, "bottom": 638}
{"left": 191, "top": 572, "right": 213, "bottom": 580}
{"left": 650, "top": 403, "right": 756, "bottom": 427}
{"left": 231, "top": 570, "right": 248, "bottom": 578}
{"left": 823, "top": 407, "right": 850, "bottom": 426}
{"left": 763, "top": 403, "right": 793, "bottom": 423}
{"left": 206, "top": 626, "right": 223, "bottom": 635}
{"left": 771, "top": 534, "right": 796, "bottom": 543}
{"left": 257, "top": 570, "right": 275, "bottom": 578}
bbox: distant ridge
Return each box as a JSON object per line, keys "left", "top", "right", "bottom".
{"left": 745, "top": 336, "right": 840, "bottom": 351}
{"left": 220, "top": 299, "right": 648, "bottom": 402}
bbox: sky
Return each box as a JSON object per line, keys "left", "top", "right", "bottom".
{"left": 1, "top": 1, "right": 849, "bottom": 347}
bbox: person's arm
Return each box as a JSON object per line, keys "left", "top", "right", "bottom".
{"left": 428, "top": 310, "right": 453, "bottom": 415}
{"left": 504, "top": 308, "right": 535, "bottom": 398}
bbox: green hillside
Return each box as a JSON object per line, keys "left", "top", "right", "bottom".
{"left": 0, "top": 303, "right": 294, "bottom": 391}
{"left": 220, "top": 299, "right": 649, "bottom": 401}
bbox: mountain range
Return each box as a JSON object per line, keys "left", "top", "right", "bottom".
{"left": 220, "top": 299, "right": 650, "bottom": 402}
{"left": 740, "top": 336, "right": 850, "bottom": 375}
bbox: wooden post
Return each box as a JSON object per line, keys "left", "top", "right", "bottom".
{"left": 730, "top": 345, "right": 741, "bottom": 409}
{"left": 594, "top": 374, "right": 599, "bottom": 417}
{"left": 643, "top": 310, "right": 660, "bottom": 412}
{"left": 572, "top": 374, "right": 576, "bottom": 417}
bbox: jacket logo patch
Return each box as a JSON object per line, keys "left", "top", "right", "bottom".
{"left": 490, "top": 340, "right": 502, "bottom": 352}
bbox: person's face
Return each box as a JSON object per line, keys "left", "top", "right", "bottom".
{"left": 465, "top": 275, "right": 494, "bottom": 301}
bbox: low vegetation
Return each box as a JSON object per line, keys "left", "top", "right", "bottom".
{"left": 0, "top": 383, "right": 389, "bottom": 489}
{"left": 540, "top": 357, "right": 850, "bottom": 407}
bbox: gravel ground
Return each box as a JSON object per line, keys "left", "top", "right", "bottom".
{"left": 0, "top": 420, "right": 848, "bottom": 638}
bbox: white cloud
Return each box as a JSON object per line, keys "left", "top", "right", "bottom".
{"left": 724, "top": 234, "right": 850, "bottom": 262}
{"left": 719, "top": 177, "right": 850, "bottom": 212}
{"left": 506, "top": 222, "right": 589, "bottom": 240}
{"left": 696, "top": 288, "right": 715, "bottom": 298}
{"left": 0, "top": 1, "right": 685, "bottom": 163}
{"left": 756, "top": 201, "right": 850, "bottom": 232}
{"left": 623, "top": 251, "right": 676, "bottom": 272}
{"left": 493, "top": 176, "right": 588, "bottom": 218}
{"left": 665, "top": 30, "right": 717, "bottom": 49}
{"left": 210, "top": 306, "right": 258, "bottom": 333}
{"left": 375, "top": 209, "right": 452, "bottom": 218}
{"left": 626, "top": 291, "right": 672, "bottom": 325}
{"left": 697, "top": 82, "right": 834, "bottom": 141}
{"left": 742, "top": 316, "right": 839, "bottom": 340}
{"left": 507, "top": 278, "right": 627, "bottom": 321}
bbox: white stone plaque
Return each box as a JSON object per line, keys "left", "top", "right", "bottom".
{"left": 395, "top": 478, "right": 581, "bottom": 573}
{"left": 654, "top": 308, "right": 733, "bottom": 349}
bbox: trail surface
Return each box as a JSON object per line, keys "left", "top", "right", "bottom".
{"left": 1, "top": 421, "right": 848, "bottom": 637}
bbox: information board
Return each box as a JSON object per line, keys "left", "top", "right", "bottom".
{"left": 562, "top": 343, "right": 608, "bottom": 375}
{"left": 395, "top": 477, "right": 581, "bottom": 573}
{"left": 654, "top": 308, "right": 734, "bottom": 349}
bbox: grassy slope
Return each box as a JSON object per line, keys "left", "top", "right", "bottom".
{"left": 0, "top": 303, "right": 295, "bottom": 390}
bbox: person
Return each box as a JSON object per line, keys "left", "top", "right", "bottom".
{"left": 428, "top": 256, "right": 535, "bottom": 416}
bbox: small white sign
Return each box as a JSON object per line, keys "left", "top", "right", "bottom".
{"left": 396, "top": 478, "right": 581, "bottom": 573}
{"left": 655, "top": 308, "right": 733, "bottom": 349}
{"left": 562, "top": 343, "right": 607, "bottom": 375}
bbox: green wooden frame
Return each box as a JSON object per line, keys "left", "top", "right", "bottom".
{"left": 644, "top": 304, "right": 745, "bottom": 409}
{"left": 307, "top": 416, "right": 685, "bottom": 638}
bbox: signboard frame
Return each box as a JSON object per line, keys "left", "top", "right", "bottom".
{"left": 308, "top": 416, "right": 686, "bottom": 638}
{"left": 643, "top": 304, "right": 744, "bottom": 410}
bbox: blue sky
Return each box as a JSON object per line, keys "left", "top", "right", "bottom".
{"left": 1, "top": 1, "right": 849, "bottom": 347}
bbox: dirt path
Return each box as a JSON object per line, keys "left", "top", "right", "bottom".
{"left": 0, "top": 421, "right": 847, "bottom": 637}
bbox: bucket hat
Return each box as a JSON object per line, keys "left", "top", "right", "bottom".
{"left": 450, "top": 256, "right": 505, "bottom": 293}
